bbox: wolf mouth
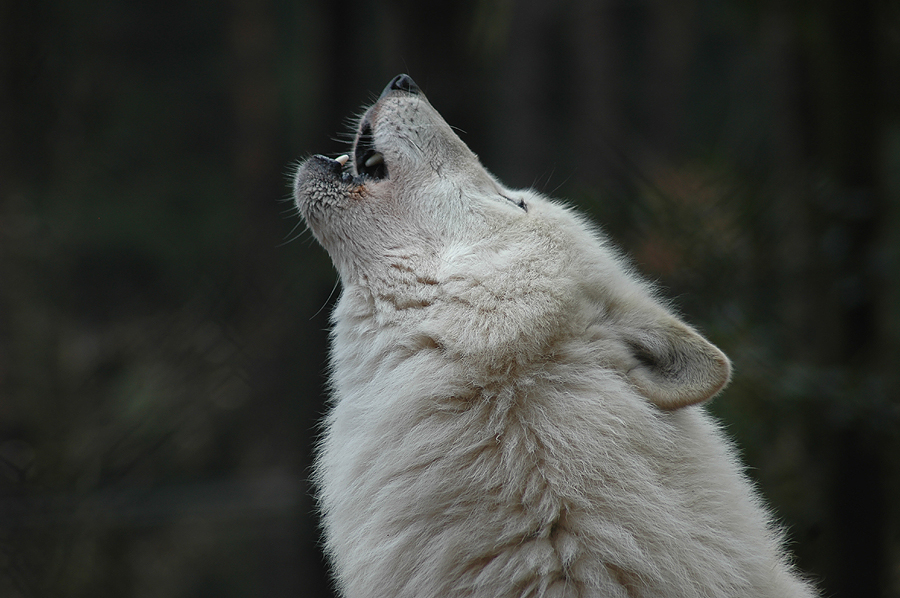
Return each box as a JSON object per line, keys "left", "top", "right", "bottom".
{"left": 302, "top": 74, "right": 418, "bottom": 190}
{"left": 349, "top": 73, "right": 420, "bottom": 182}
{"left": 353, "top": 121, "right": 387, "bottom": 180}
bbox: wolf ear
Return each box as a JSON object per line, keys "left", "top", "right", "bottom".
{"left": 622, "top": 319, "right": 731, "bottom": 410}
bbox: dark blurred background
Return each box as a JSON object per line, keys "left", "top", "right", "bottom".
{"left": 1, "top": 0, "right": 898, "bottom": 596}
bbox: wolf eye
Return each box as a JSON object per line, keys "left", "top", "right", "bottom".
{"left": 500, "top": 194, "right": 528, "bottom": 212}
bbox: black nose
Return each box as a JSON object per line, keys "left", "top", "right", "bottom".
{"left": 381, "top": 74, "right": 419, "bottom": 97}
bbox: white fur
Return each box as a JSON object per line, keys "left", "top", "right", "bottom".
{"left": 293, "top": 80, "right": 816, "bottom": 597}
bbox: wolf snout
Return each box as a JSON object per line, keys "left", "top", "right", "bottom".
{"left": 381, "top": 73, "right": 420, "bottom": 98}
{"left": 294, "top": 155, "right": 352, "bottom": 199}
{"left": 307, "top": 154, "right": 348, "bottom": 178}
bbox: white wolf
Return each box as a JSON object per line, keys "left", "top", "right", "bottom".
{"left": 293, "top": 74, "right": 816, "bottom": 598}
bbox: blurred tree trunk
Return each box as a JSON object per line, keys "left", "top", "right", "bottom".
{"left": 748, "top": 3, "right": 893, "bottom": 594}
{"left": 0, "top": 0, "right": 51, "bottom": 196}
{"left": 642, "top": 0, "right": 697, "bottom": 159}
{"left": 227, "top": 2, "right": 304, "bottom": 595}
{"left": 229, "top": 0, "right": 283, "bottom": 307}
{"left": 493, "top": 0, "right": 564, "bottom": 187}
{"left": 569, "top": 0, "right": 629, "bottom": 189}
{"left": 814, "top": 1, "right": 887, "bottom": 595}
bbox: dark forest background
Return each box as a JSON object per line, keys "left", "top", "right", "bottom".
{"left": 1, "top": 0, "right": 899, "bottom": 596}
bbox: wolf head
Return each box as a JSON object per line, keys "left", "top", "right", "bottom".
{"left": 293, "top": 74, "right": 730, "bottom": 409}
{"left": 294, "top": 74, "right": 527, "bottom": 284}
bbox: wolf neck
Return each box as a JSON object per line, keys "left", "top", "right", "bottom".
{"left": 329, "top": 280, "right": 572, "bottom": 407}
